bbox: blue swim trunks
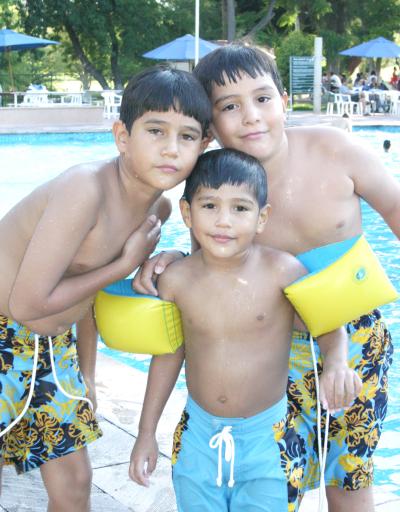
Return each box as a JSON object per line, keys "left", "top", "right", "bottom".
{"left": 0, "top": 315, "right": 102, "bottom": 473}
{"left": 288, "top": 310, "right": 393, "bottom": 491}
{"left": 171, "top": 395, "right": 306, "bottom": 512}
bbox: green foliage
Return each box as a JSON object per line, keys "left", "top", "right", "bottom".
{"left": 7, "top": 0, "right": 222, "bottom": 90}
{"left": 275, "top": 31, "right": 314, "bottom": 90}
{"left": 292, "top": 102, "right": 313, "bottom": 111}
{"left": 1, "top": 0, "right": 399, "bottom": 92}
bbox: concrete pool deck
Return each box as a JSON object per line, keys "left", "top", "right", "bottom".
{"left": 0, "top": 109, "right": 400, "bottom": 134}
{"left": 1, "top": 351, "right": 399, "bottom": 511}
{"left": 0, "top": 112, "right": 399, "bottom": 510}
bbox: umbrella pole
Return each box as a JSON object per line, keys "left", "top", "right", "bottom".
{"left": 6, "top": 49, "right": 15, "bottom": 91}
{"left": 195, "top": 0, "right": 200, "bottom": 65}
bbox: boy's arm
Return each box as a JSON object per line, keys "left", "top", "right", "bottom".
{"left": 9, "top": 174, "right": 161, "bottom": 322}
{"left": 283, "top": 254, "right": 362, "bottom": 412}
{"left": 132, "top": 229, "right": 199, "bottom": 295}
{"left": 76, "top": 306, "right": 98, "bottom": 412}
{"left": 316, "top": 328, "right": 362, "bottom": 412}
{"left": 347, "top": 137, "right": 400, "bottom": 238}
{"left": 129, "top": 346, "right": 185, "bottom": 487}
{"left": 130, "top": 267, "right": 185, "bottom": 486}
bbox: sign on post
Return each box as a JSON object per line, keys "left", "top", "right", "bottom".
{"left": 289, "top": 56, "right": 314, "bottom": 108}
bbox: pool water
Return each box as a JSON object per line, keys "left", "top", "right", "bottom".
{"left": 0, "top": 126, "right": 399, "bottom": 492}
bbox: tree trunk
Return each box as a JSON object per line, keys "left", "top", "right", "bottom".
{"left": 244, "top": 0, "right": 276, "bottom": 39}
{"left": 375, "top": 58, "right": 382, "bottom": 78}
{"left": 226, "top": 0, "right": 236, "bottom": 42}
{"left": 64, "top": 19, "right": 110, "bottom": 90}
{"left": 221, "top": 0, "right": 227, "bottom": 40}
{"left": 106, "top": 0, "right": 123, "bottom": 89}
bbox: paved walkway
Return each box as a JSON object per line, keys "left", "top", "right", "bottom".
{"left": 1, "top": 353, "right": 399, "bottom": 511}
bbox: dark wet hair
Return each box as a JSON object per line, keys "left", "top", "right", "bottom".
{"left": 119, "top": 65, "right": 211, "bottom": 136}
{"left": 193, "top": 43, "right": 284, "bottom": 98}
{"left": 183, "top": 148, "right": 267, "bottom": 207}
{"left": 383, "top": 139, "right": 391, "bottom": 151}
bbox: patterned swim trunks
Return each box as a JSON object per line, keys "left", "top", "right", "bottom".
{"left": 0, "top": 315, "right": 102, "bottom": 473}
{"left": 288, "top": 310, "right": 393, "bottom": 492}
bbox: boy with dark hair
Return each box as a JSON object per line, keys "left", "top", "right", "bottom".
{"left": 134, "top": 45, "right": 400, "bottom": 511}
{"left": 0, "top": 65, "right": 210, "bottom": 510}
{"left": 129, "top": 148, "right": 361, "bottom": 512}
{"left": 192, "top": 44, "right": 399, "bottom": 511}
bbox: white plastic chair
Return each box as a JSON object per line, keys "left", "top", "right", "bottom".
{"left": 339, "top": 94, "right": 361, "bottom": 115}
{"left": 102, "top": 91, "right": 122, "bottom": 119}
{"left": 22, "top": 91, "right": 49, "bottom": 106}
{"left": 326, "top": 93, "right": 342, "bottom": 115}
{"left": 388, "top": 90, "right": 400, "bottom": 115}
{"left": 61, "top": 93, "right": 83, "bottom": 105}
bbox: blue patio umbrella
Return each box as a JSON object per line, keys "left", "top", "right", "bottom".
{"left": 0, "top": 28, "right": 60, "bottom": 51}
{"left": 0, "top": 28, "right": 60, "bottom": 89}
{"left": 339, "top": 37, "right": 400, "bottom": 58}
{"left": 143, "top": 34, "right": 219, "bottom": 61}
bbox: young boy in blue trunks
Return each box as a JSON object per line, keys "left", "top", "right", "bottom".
{"left": 134, "top": 46, "right": 400, "bottom": 511}
{"left": 0, "top": 65, "right": 210, "bottom": 510}
{"left": 130, "top": 148, "right": 361, "bottom": 512}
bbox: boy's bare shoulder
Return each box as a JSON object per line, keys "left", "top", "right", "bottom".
{"left": 286, "top": 125, "right": 368, "bottom": 168}
{"left": 52, "top": 159, "right": 110, "bottom": 193}
{"left": 287, "top": 125, "right": 351, "bottom": 149}
{"left": 258, "top": 245, "right": 306, "bottom": 286}
{"left": 42, "top": 159, "right": 120, "bottom": 214}
{"left": 157, "top": 255, "right": 192, "bottom": 301}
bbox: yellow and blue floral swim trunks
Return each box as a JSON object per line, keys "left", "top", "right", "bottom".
{"left": 288, "top": 310, "right": 393, "bottom": 491}
{"left": 0, "top": 315, "right": 102, "bottom": 473}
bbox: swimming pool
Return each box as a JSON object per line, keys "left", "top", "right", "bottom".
{"left": 0, "top": 126, "right": 399, "bottom": 492}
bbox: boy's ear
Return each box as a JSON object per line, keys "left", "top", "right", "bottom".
{"left": 179, "top": 198, "right": 192, "bottom": 228}
{"left": 281, "top": 92, "right": 289, "bottom": 113}
{"left": 113, "top": 120, "right": 129, "bottom": 153}
{"left": 209, "top": 123, "right": 223, "bottom": 146}
{"left": 200, "top": 129, "right": 214, "bottom": 153}
{"left": 256, "top": 204, "right": 271, "bottom": 234}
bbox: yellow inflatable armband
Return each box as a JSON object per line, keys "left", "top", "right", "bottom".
{"left": 94, "top": 279, "right": 183, "bottom": 354}
{"left": 284, "top": 235, "right": 398, "bottom": 337}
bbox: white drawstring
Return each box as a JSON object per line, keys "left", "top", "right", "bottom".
{"left": 0, "top": 335, "right": 92, "bottom": 440}
{"left": 47, "top": 336, "right": 93, "bottom": 410}
{"left": 310, "top": 335, "right": 329, "bottom": 512}
{"left": 209, "top": 425, "right": 235, "bottom": 488}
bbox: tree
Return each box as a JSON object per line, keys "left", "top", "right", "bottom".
{"left": 13, "top": 0, "right": 222, "bottom": 89}
{"left": 275, "top": 30, "right": 314, "bottom": 90}
{"left": 233, "top": 0, "right": 400, "bottom": 76}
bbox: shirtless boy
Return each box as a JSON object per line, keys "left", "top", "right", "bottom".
{"left": 0, "top": 65, "right": 210, "bottom": 511}
{"left": 130, "top": 149, "right": 361, "bottom": 512}
{"left": 192, "top": 45, "right": 399, "bottom": 511}
{"left": 134, "top": 45, "right": 400, "bottom": 511}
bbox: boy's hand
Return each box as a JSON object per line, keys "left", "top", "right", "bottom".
{"left": 122, "top": 216, "right": 161, "bottom": 274}
{"left": 319, "top": 364, "right": 362, "bottom": 413}
{"left": 129, "top": 433, "right": 159, "bottom": 487}
{"left": 132, "top": 250, "right": 185, "bottom": 295}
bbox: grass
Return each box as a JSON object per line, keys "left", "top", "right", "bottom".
{"left": 292, "top": 102, "right": 314, "bottom": 111}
